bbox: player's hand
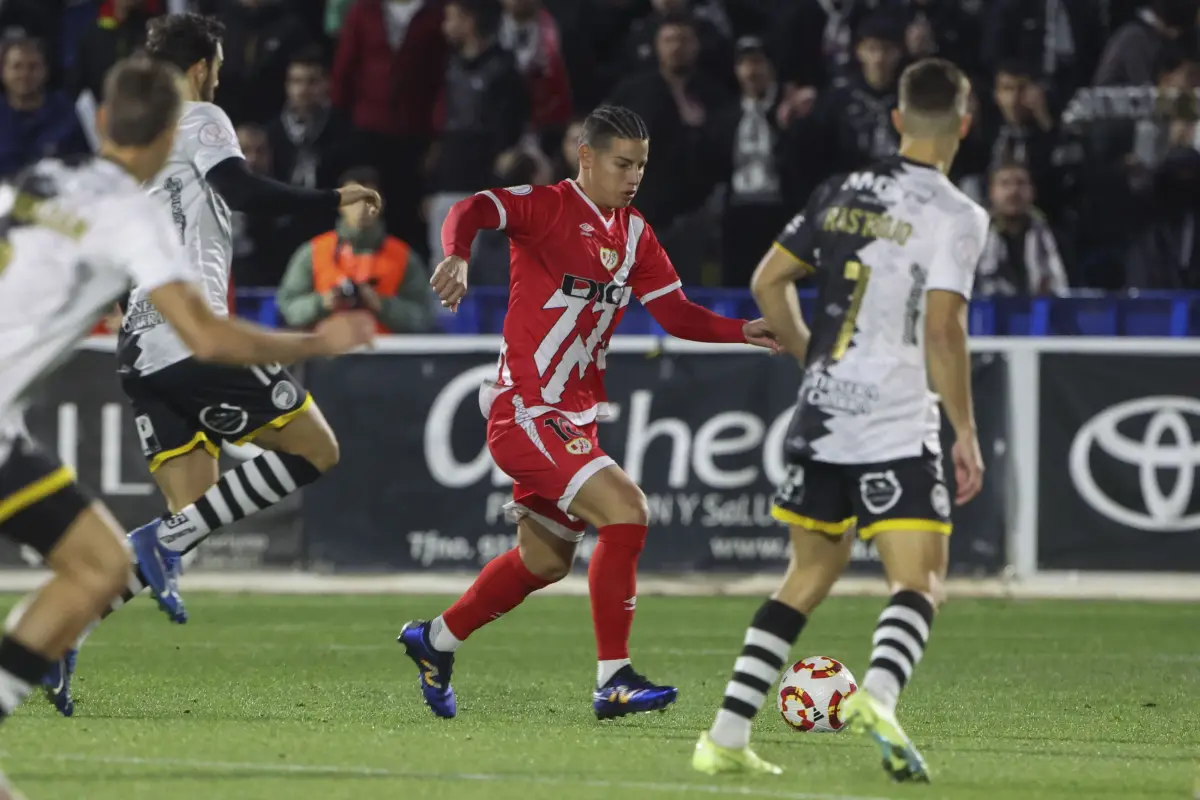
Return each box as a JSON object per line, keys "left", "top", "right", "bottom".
{"left": 313, "top": 310, "right": 375, "bottom": 356}
{"left": 431, "top": 255, "right": 469, "bottom": 312}
{"left": 742, "top": 318, "right": 782, "bottom": 352}
{"left": 337, "top": 183, "right": 382, "bottom": 216}
{"left": 951, "top": 434, "right": 985, "bottom": 506}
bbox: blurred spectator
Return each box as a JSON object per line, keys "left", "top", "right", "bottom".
{"left": 710, "top": 37, "right": 791, "bottom": 288}
{"left": 982, "top": 0, "right": 1105, "bottom": 111}
{"left": 983, "top": 61, "right": 1066, "bottom": 217}
{"left": 978, "top": 161, "right": 1069, "bottom": 296}
{"left": 70, "top": 0, "right": 160, "bottom": 102}
{"left": 278, "top": 167, "right": 436, "bottom": 333}
{"left": 0, "top": 1, "right": 63, "bottom": 89}
{"left": 426, "top": 0, "right": 528, "bottom": 264}
{"left": 793, "top": 12, "right": 904, "bottom": 194}
{"left": 899, "top": 0, "right": 984, "bottom": 79}
{"left": 767, "top": 0, "right": 889, "bottom": 93}
{"left": 500, "top": 0, "right": 572, "bottom": 152}
{"left": 1093, "top": 0, "right": 1199, "bottom": 86}
{"left": 609, "top": 12, "right": 729, "bottom": 232}
{"left": 0, "top": 38, "right": 89, "bottom": 177}
{"left": 553, "top": 116, "right": 585, "bottom": 180}
{"left": 230, "top": 124, "right": 295, "bottom": 287}
{"left": 216, "top": 0, "right": 313, "bottom": 125}
{"left": 267, "top": 47, "right": 358, "bottom": 191}
{"left": 621, "top": 0, "right": 733, "bottom": 87}
{"left": 332, "top": 0, "right": 447, "bottom": 253}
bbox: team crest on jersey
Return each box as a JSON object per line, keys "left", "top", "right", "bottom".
{"left": 505, "top": 184, "right": 533, "bottom": 196}
{"left": 566, "top": 437, "right": 593, "bottom": 455}
{"left": 599, "top": 247, "right": 619, "bottom": 271}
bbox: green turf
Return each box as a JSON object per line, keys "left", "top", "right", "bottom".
{"left": 1, "top": 593, "right": 1196, "bottom": 800}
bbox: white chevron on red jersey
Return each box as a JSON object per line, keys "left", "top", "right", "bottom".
{"left": 477, "top": 180, "right": 682, "bottom": 425}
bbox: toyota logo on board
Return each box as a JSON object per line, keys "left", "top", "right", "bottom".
{"left": 1068, "top": 396, "right": 1200, "bottom": 532}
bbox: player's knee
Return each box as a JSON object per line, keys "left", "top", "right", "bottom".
{"left": 594, "top": 484, "right": 649, "bottom": 529}
{"left": 524, "top": 550, "right": 572, "bottom": 582}
{"left": 889, "top": 575, "right": 945, "bottom": 613}
{"left": 57, "top": 526, "right": 131, "bottom": 606}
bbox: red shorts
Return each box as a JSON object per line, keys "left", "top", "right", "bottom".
{"left": 486, "top": 393, "right": 615, "bottom": 542}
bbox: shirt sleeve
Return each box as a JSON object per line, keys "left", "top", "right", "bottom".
{"left": 180, "top": 103, "right": 245, "bottom": 178}
{"left": 473, "top": 184, "right": 560, "bottom": 244}
{"left": 96, "top": 195, "right": 196, "bottom": 291}
{"left": 774, "top": 177, "right": 837, "bottom": 270}
{"left": 627, "top": 220, "right": 683, "bottom": 304}
{"left": 926, "top": 202, "right": 989, "bottom": 301}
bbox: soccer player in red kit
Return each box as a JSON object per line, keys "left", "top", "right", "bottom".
{"left": 398, "top": 105, "right": 778, "bottom": 720}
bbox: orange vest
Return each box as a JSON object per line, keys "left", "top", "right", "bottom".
{"left": 310, "top": 230, "right": 411, "bottom": 333}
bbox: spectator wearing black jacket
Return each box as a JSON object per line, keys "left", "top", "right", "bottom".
{"left": 620, "top": 0, "right": 734, "bottom": 88}
{"left": 791, "top": 11, "right": 904, "bottom": 198}
{"left": 608, "top": 12, "right": 730, "bottom": 232}
{"left": 983, "top": 0, "right": 1105, "bottom": 111}
{"left": 1093, "top": 0, "right": 1200, "bottom": 87}
{"left": 426, "top": 0, "right": 529, "bottom": 263}
{"left": 709, "top": 37, "right": 792, "bottom": 288}
{"left": 215, "top": 0, "right": 313, "bottom": 125}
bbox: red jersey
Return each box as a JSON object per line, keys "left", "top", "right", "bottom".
{"left": 443, "top": 179, "right": 747, "bottom": 426}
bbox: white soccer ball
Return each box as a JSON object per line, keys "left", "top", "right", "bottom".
{"left": 776, "top": 655, "right": 858, "bottom": 733}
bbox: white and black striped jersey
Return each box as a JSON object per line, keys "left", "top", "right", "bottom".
{"left": 778, "top": 155, "right": 988, "bottom": 465}
{"left": 0, "top": 157, "right": 193, "bottom": 455}
{"left": 118, "top": 101, "right": 244, "bottom": 377}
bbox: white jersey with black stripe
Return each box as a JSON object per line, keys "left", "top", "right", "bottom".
{"left": 776, "top": 156, "right": 989, "bottom": 464}
{"left": 0, "top": 156, "right": 193, "bottom": 458}
{"left": 118, "top": 101, "right": 244, "bottom": 377}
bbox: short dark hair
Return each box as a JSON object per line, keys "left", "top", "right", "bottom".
{"left": 657, "top": 11, "right": 697, "bottom": 34}
{"left": 144, "top": 12, "right": 225, "bottom": 72}
{"left": 580, "top": 105, "right": 649, "bottom": 151}
{"left": 994, "top": 59, "right": 1035, "bottom": 81}
{"left": 2, "top": 36, "right": 47, "bottom": 64}
{"left": 102, "top": 56, "right": 183, "bottom": 147}
{"left": 989, "top": 158, "right": 1030, "bottom": 179}
{"left": 898, "top": 58, "right": 970, "bottom": 135}
{"left": 339, "top": 166, "right": 382, "bottom": 190}
{"left": 448, "top": 0, "right": 503, "bottom": 39}
{"left": 289, "top": 44, "right": 327, "bottom": 73}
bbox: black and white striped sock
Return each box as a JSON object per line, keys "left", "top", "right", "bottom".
{"left": 708, "top": 599, "right": 807, "bottom": 750}
{"left": 861, "top": 590, "right": 934, "bottom": 712}
{"left": 156, "top": 451, "right": 321, "bottom": 555}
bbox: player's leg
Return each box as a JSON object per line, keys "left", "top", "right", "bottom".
{"left": 0, "top": 436, "right": 131, "bottom": 721}
{"left": 695, "top": 460, "right": 855, "bottom": 775}
{"left": 839, "top": 453, "right": 951, "bottom": 783}
{"left": 399, "top": 514, "right": 577, "bottom": 718}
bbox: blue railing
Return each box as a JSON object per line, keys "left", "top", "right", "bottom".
{"left": 235, "top": 288, "right": 1200, "bottom": 337}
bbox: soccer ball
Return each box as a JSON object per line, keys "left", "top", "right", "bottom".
{"left": 777, "top": 655, "right": 857, "bottom": 733}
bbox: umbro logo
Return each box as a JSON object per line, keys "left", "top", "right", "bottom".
{"left": 579, "top": 223, "right": 595, "bottom": 237}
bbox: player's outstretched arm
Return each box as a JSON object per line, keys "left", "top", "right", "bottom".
{"left": 148, "top": 281, "right": 375, "bottom": 366}
{"left": 205, "top": 157, "right": 381, "bottom": 216}
{"left": 750, "top": 243, "right": 812, "bottom": 361}
{"left": 926, "top": 289, "right": 983, "bottom": 505}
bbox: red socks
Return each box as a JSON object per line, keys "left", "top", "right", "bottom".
{"left": 442, "top": 548, "right": 552, "bottom": 641}
{"left": 588, "top": 523, "right": 648, "bottom": 660}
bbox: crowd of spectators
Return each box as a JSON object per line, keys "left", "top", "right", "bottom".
{"left": 2, "top": 0, "right": 1199, "bottom": 334}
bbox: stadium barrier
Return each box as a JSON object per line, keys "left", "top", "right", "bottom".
{"left": 3, "top": 336, "right": 1197, "bottom": 599}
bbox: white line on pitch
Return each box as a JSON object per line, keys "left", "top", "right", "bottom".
{"left": 7, "top": 752, "right": 893, "bottom": 800}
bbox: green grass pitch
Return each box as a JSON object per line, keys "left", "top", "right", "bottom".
{"left": 2, "top": 593, "right": 1196, "bottom": 800}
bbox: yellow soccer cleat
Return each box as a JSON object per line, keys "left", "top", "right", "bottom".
{"left": 691, "top": 732, "right": 783, "bottom": 776}
{"left": 842, "top": 688, "right": 931, "bottom": 783}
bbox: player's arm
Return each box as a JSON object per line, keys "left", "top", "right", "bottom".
{"left": 149, "top": 281, "right": 373, "bottom": 365}
{"left": 925, "top": 206, "right": 989, "bottom": 505}
{"left": 432, "top": 185, "right": 556, "bottom": 310}
{"left": 749, "top": 244, "right": 812, "bottom": 362}
{"left": 632, "top": 224, "right": 773, "bottom": 348}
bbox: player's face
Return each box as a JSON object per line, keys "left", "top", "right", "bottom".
{"left": 591, "top": 138, "right": 648, "bottom": 208}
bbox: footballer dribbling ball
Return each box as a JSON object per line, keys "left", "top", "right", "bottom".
{"left": 777, "top": 655, "right": 857, "bottom": 733}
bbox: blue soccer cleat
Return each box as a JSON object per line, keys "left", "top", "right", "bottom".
{"left": 128, "top": 520, "right": 187, "bottom": 624}
{"left": 397, "top": 620, "right": 456, "bottom": 719}
{"left": 41, "top": 648, "right": 77, "bottom": 717}
{"left": 593, "top": 665, "right": 678, "bottom": 720}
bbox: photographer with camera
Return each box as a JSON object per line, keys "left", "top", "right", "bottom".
{"left": 277, "top": 166, "right": 437, "bottom": 333}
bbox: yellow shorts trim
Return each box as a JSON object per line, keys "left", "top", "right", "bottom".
{"left": 0, "top": 465, "right": 76, "bottom": 525}
{"left": 234, "top": 393, "right": 313, "bottom": 446}
{"left": 770, "top": 506, "right": 856, "bottom": 535}
{"left": 858, "top": 518, "right": 953, "bottom": 541}
{"left": 148, "top": 431, "right": 220, "bottom": 474}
